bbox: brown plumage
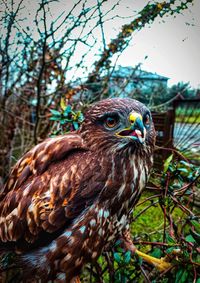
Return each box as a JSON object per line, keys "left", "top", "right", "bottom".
{"left": 0, "top": 98, "right": 156, "bottom": 282}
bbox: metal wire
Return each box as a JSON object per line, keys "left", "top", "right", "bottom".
{"left": 173, "top": 100, "right": 200, "bottom": 163}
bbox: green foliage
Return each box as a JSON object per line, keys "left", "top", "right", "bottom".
{"left": 49, "top": 99, "right": 84, "bottom": 135}
{"left": 163, "top": 154, "right": 173, "bottom": 173}
{"left": 144, "top": 157, "right": 199, "bottom": 282}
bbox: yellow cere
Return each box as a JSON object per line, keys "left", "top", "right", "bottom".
{"left": 129, "top": 112, "right": 142, "bottom": 124}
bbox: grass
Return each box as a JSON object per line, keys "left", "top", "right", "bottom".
{"left": 130, "top": 192, "right": 183, "bottom": 251}
{"left": 175, "top": 116, "right": 200, "bottom": 124}
{"left": 131, "top": 200, "right": 163, "bottom": 241}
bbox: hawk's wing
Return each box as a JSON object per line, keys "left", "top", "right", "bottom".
{"left": 0, "top": 133, "right": 100, "bottom": 247}
{"left": 1, "top": 134, "right": 85, "bottom": 197}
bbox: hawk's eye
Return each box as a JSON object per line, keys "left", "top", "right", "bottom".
{"left": 104, "top": 116, "right": 119, "bottom": 129}
{"left": 143, "top": 113, "right": 150, "bottom": 127}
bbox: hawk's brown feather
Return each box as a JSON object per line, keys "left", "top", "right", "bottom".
{"left": 0, "top": 98, "right": 156, "bottom": 282}
{"left": 0, "top": 134, "right": 88, "bottom": 244}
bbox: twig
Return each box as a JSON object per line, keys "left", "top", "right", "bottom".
{"left": 132, "top": 201, "right": 159, "bottom": 221}
{"left": 137, "top": 194, "right": 161, "bottom": 206}
{"left": 34, "top": 0, "right": 48, "bottom": 144}
{"left": 97, "top": 0, "right": 106, "bottom": 51}
{"left": 133, "top": 241, "right": 180, "bottom": 247}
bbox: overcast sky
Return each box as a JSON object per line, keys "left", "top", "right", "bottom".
{"left": 15, "top": 0, "right": 200, "bottom": 88}
{"left": 117, "top": 1, "right": 200, "bottom": 88}
{"left": 99, "top": 0, "right": 200, "bottom": 88}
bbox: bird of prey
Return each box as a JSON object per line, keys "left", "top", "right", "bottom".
{"left": 0, "top": 98, "right": 159, "bottom": 282}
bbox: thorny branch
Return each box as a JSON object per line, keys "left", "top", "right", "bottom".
{"left": 34, "top": 0, "right": 48, "bottom": 144}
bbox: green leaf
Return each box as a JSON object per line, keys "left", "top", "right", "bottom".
{"left": 178, "top": 168, "right": 188, "bottom": 173}
{"left": 190, "top": 220, "right": 200, "bottom": 232}
{"left": 124, "top": 250, "right": 131, "bottom": 264}
{"left": 50, "top": 109, "right": 61, "bottom": 116}
{"left": 114, "top": 239, "right": 121, "bottom": 247}
{"left": 175, "top": 269, "right": 184, "bottom": 283}
{"left": 181, "top": 271, "right": 189, "bottom": 283}
{"left": 60, "top": 120, "right": 67, "bottom": 125}
{"left": 97, "top": 255, "right": 103, "bottom": 265}
{"left": 116, "top": 247, "right": 123, "bottom": 253}
{"left": 77, "top": 111, "right": 84, "bottom": 122}
{"left": 175, "top": 269, "right": 188, "bottom": 283}
{"left": 166, "top": 233, "right": 176, "bottom": 244}
{"left": 183, "top": 250, "right": 189, "bottom": 259}
{"left": 60, "top": 98, "right": 66, "bottom": 111}
{"left": 179, "top": 160, "right": 190, "bottom": 167}
{"left": 49, "top": 116, "right": 60, "bottom": 121}
{"left": 172, "top": 183, "right": 182, "bottom": 189}
{"left": 163, "top": 154, "right": 173, "bottom": 173}
{"left": 190, "top": 230, "right": 200, "bottom": 244}
{"left": 114, "top": 252, "right": 121, "bottom": 263}
{"left": 137, "top": 256, "right": 143, "bottom": 265}
{"left": 73, "top": 121, "right": 79, "bottom": 130}
{"left": 150, "top": 248, "right": 163, "bottom": 258}
{"left": 185, "top": 234, "right": 196, "bottom": 243}
{"left": 64, "top": 105, "right": 72, "bottom": 115}
{"left": 166, "top": 247, "right": 176, "bottom": 254}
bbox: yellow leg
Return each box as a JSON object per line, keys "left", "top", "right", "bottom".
{"left": 120, "top": 230, "right": 173, "bottom": 272}
{"left": 135, "top": 249, "right": 172, "bottom": 272}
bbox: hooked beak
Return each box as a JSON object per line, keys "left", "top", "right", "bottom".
{"left": 116, "top": 112, "right": 146, "bottom": 143}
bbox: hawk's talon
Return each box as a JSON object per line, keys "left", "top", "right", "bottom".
{"left": 120, "top": 231, "right": 173, "bottom": 272}
{"left": 135, "top": 249, "right": 173, "bottom": 272}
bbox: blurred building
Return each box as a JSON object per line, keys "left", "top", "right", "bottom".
{"left": 108, "top": 66, "right": 169, "bottom": 97}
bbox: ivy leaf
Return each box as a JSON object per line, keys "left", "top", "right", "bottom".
{"left": 163, "top": 154, "right": 173, "bottom": 173}
{"left": 60, "top": 120, "right": 67, "bottom": 125}
{"left": 116, "top": 247, "right": 123, "bottom": 253}
{"left": 190, "top": 220, "right": 200, "bottom": 233}
{"left": 183, "top": 250, "right": 189, "bottom": 259}
{"left": 60, "top": 98, "right": 66, "bottom": 111}
{"left": 178, "top": 168, "right": 188, "bottom": 173}
{"left": 73, "top": 121, "right": 79, "bottom": 130}
{"left": 175, "top": 269, "right": 188, "bottom": 283}
{"left": 114, "top": 239, "right": 121, "bottom": 247}
{"left": 49, "top": 116, "right": 60, "bottom": 121}
{"left": 192, "top": 232, "right": 200, "bottom": 245}
{"left": 166, "top": 233, "right": 176, "bottom": 244}
{"left": 50, "top": 109, "right": 61, "bottom": 116}
{"left": 64, "top": 105, "right": 72, "bottom": 115}
{"left": 179, "top": 160, "right": 191, "bottom": 167}
{"left": 166, "top": 247, "right": 176, "bottom": 254}
{"left": 124, "top": 250, "right": 131, "bottom": 264}
{"left": 114, "top": 252, "right": 121, "bottom": 263}
{"left": 150, "top": 248, "right": 163, "bottom": 258}
{"left": 172, "top": 182, "right": 182, "bottom": 189}
{"left": 76, "top": 111, "right": 84, "bottom": 122}
{"left": 137, "top": 256, "right": 143, "bottom": 265}
{"left": 185, "top": 234, "right": 196, "bottom": 243}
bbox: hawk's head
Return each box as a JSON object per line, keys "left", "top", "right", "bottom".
{"left": 79, "top": 98, "right": 156, "bottom": 152}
